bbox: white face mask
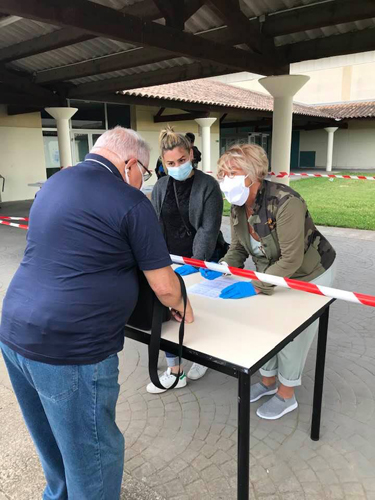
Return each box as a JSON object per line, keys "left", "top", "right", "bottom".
{"left": 220, "top": 175, "right": 252, "bottom": 206}
{"left": 125, "top": 162, "right": 144, "bottom": 191}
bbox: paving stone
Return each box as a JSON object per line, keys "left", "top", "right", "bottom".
{"left": 163, "top": 480, "right": 186, "bottom": 498}
{"left": 200, "top": 464, "right": 222, "bottom": 483}
{"left": 296, "top": 468, "right": 317, "bottom": 482}
{"left": 342, "top": 482, "right": 365, "bottom": 495}
{"left": 363, "top": 477, "right": 375, "bottom": 491}
{"left": 210, "top": 450, "right": 231, "bottom": 466}
{"left": 315, "top": 468, "right": 340, "bottom": 485}
{"left": 206, "top": 477, "right": 232, "bottom": 499}
{"left": 219, "top": 459, "right": 237, "bottom": 478}
{"left": 323, "top": 484, "right": 344, "bottom": 499}
{"left": 125, "top": 455, "right": 146, "bottom": 472}
{"left": 279, "top": 493, "right": 305, "bottom": 500}
{"left": 277, "top": 476, "right": 303, "bottom": 493}
{"left": 254, "top": 478, "right": 277, "bottom": 495}
{"left": 178, "top": 466, "right": 200, "bottom": 486}
{"left": 168, "top": 458, "right": 188, "bottom": 475}
{"left": 185, "top": 479, "right": 209, "bottom": 498}
{"left": 191, "top": 454, "right": 212, "bottom": 471}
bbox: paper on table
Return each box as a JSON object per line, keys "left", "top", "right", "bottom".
{"left": 187, "top": 277, "right": 242, "bottom": 299}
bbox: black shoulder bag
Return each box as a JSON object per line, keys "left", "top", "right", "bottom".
{"left": 128, "top": 270, "right": 187, "bottom": 391}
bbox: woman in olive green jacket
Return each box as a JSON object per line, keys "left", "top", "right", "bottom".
{"left": 201, "top": 143, "right": 336, "bottom": 420}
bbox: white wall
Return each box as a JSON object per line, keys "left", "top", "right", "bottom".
{"left": 213, "top": 51, "right": 375, "bottom": 105}
{"left": 300, "top": 121, "right": 375, "bottom": 170}
{"left": 0, "top": 106, "right": 46, "bottom": 202}
{"left": 299, "top": 129, "right": 327, "bottom": 167}
{"left": 134, "top": 105, "right": 221, "bottom": 185}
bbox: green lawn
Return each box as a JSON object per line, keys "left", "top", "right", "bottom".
{"left": 223, "top": 172, "right": 375, "bottom": 230}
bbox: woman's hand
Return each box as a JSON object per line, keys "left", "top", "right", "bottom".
{"left": 175, "top": 264, "right": 199, "bottom": 276}
{"left": 200, "top": 268, "right": 223, "bottom": 280}
{"left": 220, "top": 282, "right": 257, "bottom": 299}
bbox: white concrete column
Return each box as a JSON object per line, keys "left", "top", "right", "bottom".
{"left": 259, "top": 75, "right": 310, "bottom": 185}
{"left": 45, "top": 107, "right": 78, "bottom": 167}
{"left": 324, "top": 127, "right": 338, "bottom": 172}
{"left": 195, "top": 117, "right": 217, "bottom": 172}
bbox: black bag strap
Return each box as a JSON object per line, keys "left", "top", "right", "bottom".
{"left": 173, "top": 180, "right": 192, "bottom": 236}
{"left": 148, "top": 273, "right": 187, "bottom": 390}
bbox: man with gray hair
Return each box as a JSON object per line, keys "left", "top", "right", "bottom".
{"left": 0, "top": 126, "right": 193, "bottom": 499}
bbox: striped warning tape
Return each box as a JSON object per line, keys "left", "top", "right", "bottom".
{"left": 197, "top": 171, "right": 375, "bottom": 181}
{"left": 0, "top": 216, "right": 29, "bottom": 221}
{"left": 2, "top": 219, "right": 374, "bottom": 307}
{"left": 0, "top": 220, "right": 28, "bottom": 230}
{"left": 271, "top": 171, "right": 375, "bottom": 181}
{"left": 171, "top": 255, "right": 375, "bottom": 308}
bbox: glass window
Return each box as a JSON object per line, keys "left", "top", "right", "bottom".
{"left": 43, "top": 131, "right": 60, "bottom": 168}
{"left": 41, "top": 110, "right": 57, "bottom": 128}
{"left": 92, "top": 133, "right": 102, "bottom": 147}
{"left": 107, "top": 104, "right": 131, "bottom": 129}
{"left": 69, "top": 100, "right": 106, "bottom": 129}
{"left": 74, "top": 133, "right": 90, "bottom": 162}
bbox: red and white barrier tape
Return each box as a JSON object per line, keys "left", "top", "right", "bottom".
{"left": 171, "top": 255, "right": 375, "bottom": 308}
{"left": 2, "top": 221, "right": 373, "bottom": 307}
{"left": 0, "top": 220, "right": 28, "bottom": 230}
{"left": 270, "top": 171, "right": 375, "bottom": 181}
{"left": 0, "top": 216, "right": 29, "bottom": 221}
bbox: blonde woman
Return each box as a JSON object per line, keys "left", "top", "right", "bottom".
{"left": 146, "top": 126, "right": 226, "bottom": 393}
{"left": 201, "top": 144, "right": 336, "bottom": 420}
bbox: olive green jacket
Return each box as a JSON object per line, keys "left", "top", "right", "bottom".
{"left": 222, "top": 180, "right": 336, "bottom": 295}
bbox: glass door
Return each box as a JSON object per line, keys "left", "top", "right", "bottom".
{"left": 73, "top": 133, "right": 90, "bottom": 163}
{"left": 72, "top": 131, "right": 104, "bottom": 163}
{"left": 92, "top": 133, "right": 102, "bottom": 147}
{"left": 248, "top": 133, "right": 270, "bottom": 156}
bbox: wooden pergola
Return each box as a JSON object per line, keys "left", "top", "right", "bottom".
{"left": 0, "top": 0, "right": 374, "bottom": 114}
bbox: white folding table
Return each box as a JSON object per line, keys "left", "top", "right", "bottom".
{"left": 124, "top": 272, "right": 334, "bottom": 500}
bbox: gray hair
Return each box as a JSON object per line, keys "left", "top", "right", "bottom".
{"left": 92, "top": 126, "right": 150, "bottom": 165}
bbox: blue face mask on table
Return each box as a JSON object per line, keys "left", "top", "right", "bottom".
{"left": 168, "top": 161, "right": 193, "bottom": 181}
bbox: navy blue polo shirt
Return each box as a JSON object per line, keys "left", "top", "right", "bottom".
{"left": 0, "top": 154, "right": 172, "bottom": 365}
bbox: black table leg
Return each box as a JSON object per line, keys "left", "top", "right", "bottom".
{"left": 311, "top": 306, "right": 330, "bottom": 441}
{"left": 237, "top": 371, "right": 251, "bottom": 500}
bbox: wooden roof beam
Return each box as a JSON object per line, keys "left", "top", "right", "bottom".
{"left": 154, "top": 110, "right": 209, "bottom": 123}
{"left": 204, "top": 0, "right": 264, "bottom": 54}
{"left": 0, "top": 0, "right": 201, "bottom": 64}
{"left": 0, "top": 0, "right": 373, "bottom": 67}
{"left": 35, "top": 26, "right": 241, "bottom": 85}
{"left": 284, "top": 27, "right": 375, "bottom": 63}
{"left": 152, "top": 0, "right": 185, "bottom": 29}
{"left": 0, "top": 65, "right": 59, "bottom": 102}
{"left": 263, "top": 0, "right": 375, "bottom": 38}
{"left": 80, "top": 93, "right": 242, "bottom": 114}
{"left": 69, "top": 62, "right": 233, "bottom": 98}
{"left": 0, "top": 28, "right": 92, "bottom": 64}
{"left": 0, "top": 0, "right": 279, "bottom": 76}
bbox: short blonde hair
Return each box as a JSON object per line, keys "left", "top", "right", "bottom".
{"left": 217, "top": 144, "right": 269, "bottom": 182}
{"left": 159, "top": 125, "right": 191, "bottom": 158}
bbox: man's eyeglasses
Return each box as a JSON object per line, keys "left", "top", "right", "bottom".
{"left": 125, "top": 159, "right": 153, "bottom": 182}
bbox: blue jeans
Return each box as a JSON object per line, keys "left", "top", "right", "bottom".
{"left": 0, "top": 342, "right": 124, "bottom": 500}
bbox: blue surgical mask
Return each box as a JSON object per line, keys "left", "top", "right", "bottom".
{"left": 167, "top": 161, "right": 193, "bottom": 182}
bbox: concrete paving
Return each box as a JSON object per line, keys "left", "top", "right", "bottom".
{"left": 1, "top": 201, "right": 375, "bottom": 499}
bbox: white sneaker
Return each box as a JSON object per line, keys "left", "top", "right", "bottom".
{"left": 146, "top": 368, "right": 187, "bottom": 394}
{"left": 187, "top": 363, "right": 208, "bottom": 381}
